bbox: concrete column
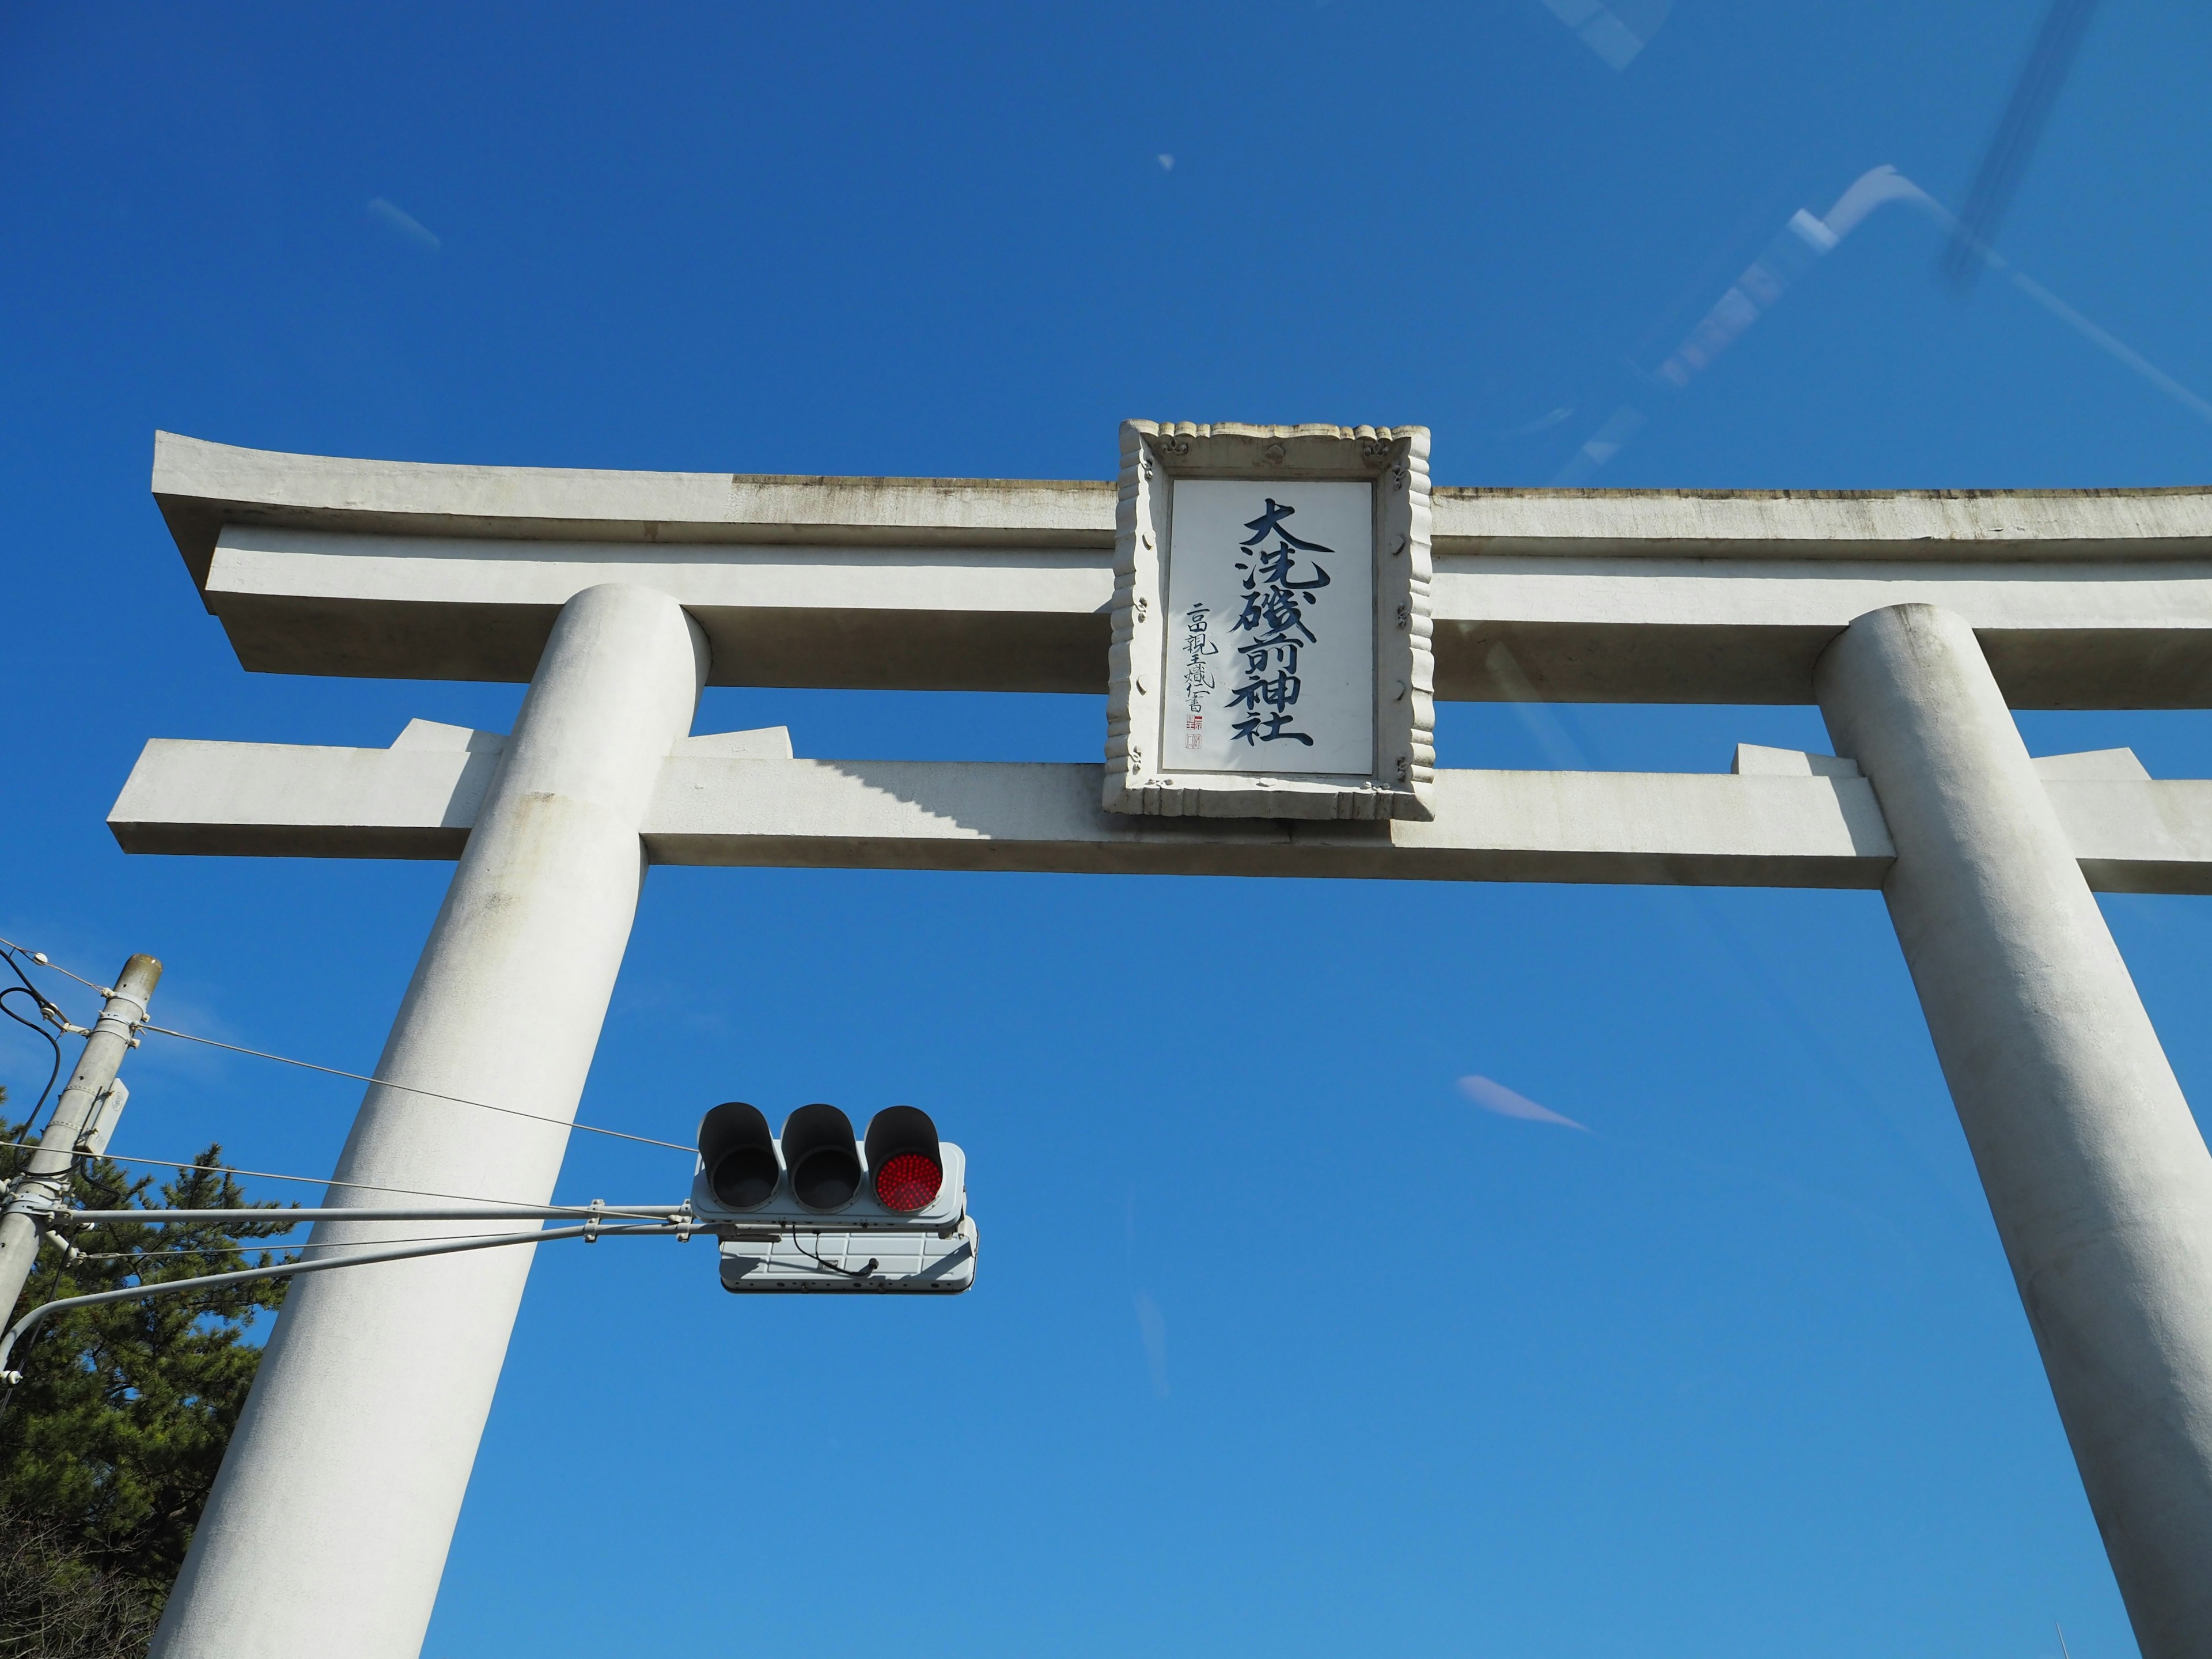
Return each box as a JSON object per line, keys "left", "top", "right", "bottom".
{"left": 151, "top": 584, "right": 707, "bottom": 1659}
{"left": 1817, "top": 603, "right": 2212, "bottom": 1659}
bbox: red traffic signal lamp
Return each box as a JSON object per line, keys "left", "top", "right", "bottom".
{"left": 864, "top": 1105, "right": 945, "bottom": 1213}
{"left": 692, "top": 1101, "right": 974, "bottom": 1293}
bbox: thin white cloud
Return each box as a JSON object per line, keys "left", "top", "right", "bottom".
{"left": 1457, "top": 1074, "right": 1589, "bottom": 1131}
{"left": 1156, "top": 153, "right": 1175, "bottom": 172}
{"left": 1133, "top": 1290, "right": 1169, "bottom": 1397}
{"left": 367, "top": 197, "right": 441, "bottom": 253}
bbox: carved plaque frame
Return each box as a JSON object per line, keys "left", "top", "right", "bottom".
{"left": 1104, "top": 420, "right": 1435, "bottom": 820}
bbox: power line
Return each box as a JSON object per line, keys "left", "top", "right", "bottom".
{"left": 136, "top": 1022, "right": 692, "bottom": 1153}
{"left": 0, "top": 934, "right": 692, "bottom": 1154}
{"left": 0, "top": 943, "right": 81, "bottom": 1128}
{"left": 0, "top": 990, "right": 62, "bottom": 1124}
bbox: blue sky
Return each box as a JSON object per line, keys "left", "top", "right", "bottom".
{"left": 6, "top": 4, "right": 2212, "bottom": 1656}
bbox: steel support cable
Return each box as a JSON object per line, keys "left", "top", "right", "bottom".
{"left": 35, "top": 1205, "right": 690, "bottom": 1267}
{"left": 0, "top": 1137, "right": 665, "bottom": 1211}
{"left": 55, "top": 1204, "right": 686, "bottom": 1225}
{"left": 0, "top": 936, "right": 110, "bottom": 1002}
{"left": 131, "top": 1022, "right": 694, "bottom": 1153}
{"left": 0, "top": 1220, "right": 688, "bottom": 1382}
{"left": 0, "top": 934, "right": 691, "bottom": 1154}
{"left": 35, "top": 1199, "right": 691, "bottom": 1272}
{"left": 58, "top": 1218, "right": 677, "bottom": 1265}
{"left": 55, "top": 1231, "right": 453, "bottom": 1267}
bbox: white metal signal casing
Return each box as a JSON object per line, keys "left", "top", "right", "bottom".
{"left": 689, "top": 1139, "right": 968, "bottom": 1232}
{"left": 715, "top": 1215, "right": 978, "bottom": 1294}
{"left": 691, "top": 1139, "right": 974, "bottom": 1294}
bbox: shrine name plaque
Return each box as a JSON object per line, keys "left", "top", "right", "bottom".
{"left": 1104, "top": 421, "right": 1435, "bottom": 820}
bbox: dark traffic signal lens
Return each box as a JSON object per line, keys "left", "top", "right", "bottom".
{"left": 865, "top": 1105, "right": 944, "bottom": 1213}
{"left": 781, "top": 1103, "right": 862, "bottom": 1211}
{"left": 713, "top": 1145, "right": 779, "bottom": 1210}
{"left": 697, "top": 1101, "right": 779, "bottom": 1210}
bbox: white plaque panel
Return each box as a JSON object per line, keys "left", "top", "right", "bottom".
{"left": 1162, "top": 480, "right": 1374, "bottom": 777}
{"left": 1105, "top": 421, "right": 1435, "bottom": 821}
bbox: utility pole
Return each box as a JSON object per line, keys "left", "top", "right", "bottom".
{"left": 0, "top": 953, "right": 160, "bottom": 1320}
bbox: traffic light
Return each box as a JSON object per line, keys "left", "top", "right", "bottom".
{"left": 692, "top": 1102, "right": 975, "bottom": 1293}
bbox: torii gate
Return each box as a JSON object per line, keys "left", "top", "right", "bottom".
{"left": 116, "top": 430, "right": 2212, "bottom": 1659}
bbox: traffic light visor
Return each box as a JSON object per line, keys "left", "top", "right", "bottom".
{"left": 698, "top": 1101, "right": 779, "bottom": 1210}
{"left": 865, "top": 1105, "right": 943, "bottom": 1213}
{"left": 782, "top": 1103, "right": 862, "bottom": 1211}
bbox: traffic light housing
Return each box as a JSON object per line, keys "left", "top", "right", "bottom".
{"left": 697, "top": 1101, "right": 778, "bottom": 1209}
{"left": 692, "top": 1102, "right": 975, "bottom": 1293}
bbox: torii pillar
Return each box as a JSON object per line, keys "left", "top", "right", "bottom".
{"left": 151, "top": 584, "right": 707, "bottom": 1658}
{"left": 1819, "top": 605, "right": 2212, "bottom": 1656}
{"left": 124, "top": 435, "right": 2212, "bottom": 1659}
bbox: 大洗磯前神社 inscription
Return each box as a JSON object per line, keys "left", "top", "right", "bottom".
{"left": 1163, "top": 482, "right": 1375, "bottom": 776}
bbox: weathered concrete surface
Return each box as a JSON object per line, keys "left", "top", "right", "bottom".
{"left": 151, "top": 431, "right": 1112, "bottom": 577}
{"left": 202, "top": 524, "right": 1110, "bottom": 691}
{"left": 1818, "top": 604, "right": 2212, "bottom": 1659}
{"left": 156, "top": 434, "right": 2212, "bottom": 704}
{"left": 157, "top": 432, "right": 2212, "bottom": 565}
{"left": 643, "top": 759, "right": 1896, "bottom": 886}
{"left": 149, "top": 585, "right": 708, "bottom": 1659}
{"left": 105, "top": 734, "right": 2212, "bottom": 893}
{"left": 1444, "top": 559, "right": 2212, "bottom": 707}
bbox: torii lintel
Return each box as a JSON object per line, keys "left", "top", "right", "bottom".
{"left": 154, "top": 431, "right": 2212, "bottom": 706}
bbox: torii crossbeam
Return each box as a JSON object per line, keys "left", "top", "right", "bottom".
{"left": 121, "top": 433, "right": 2212, "bottom": 1659}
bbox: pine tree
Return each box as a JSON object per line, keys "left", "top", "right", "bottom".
{"left": 0, "top": 1509, "right": 161, "bottom": 1659}
{"left": 1, "top": 1101, "right": 294, "bottom": 1631}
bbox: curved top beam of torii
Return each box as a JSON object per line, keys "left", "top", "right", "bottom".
{"left": 153, "top": 431, "right": 2212, "bottom": 708}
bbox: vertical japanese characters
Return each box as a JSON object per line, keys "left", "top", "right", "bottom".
{"left": 1179, "top": 601, "right": 1218, "bottom": 751}
{"left": 1144, "top": 474, "right": 1376, "bottom": 786}
{"left": 1227, "top": 498, "right": 1333, "bottom": 748}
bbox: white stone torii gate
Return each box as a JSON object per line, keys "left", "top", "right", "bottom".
{"left": 117, "top": 432, "right": 2212, "bottom": 1659}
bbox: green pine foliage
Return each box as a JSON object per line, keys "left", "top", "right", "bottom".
{"left": 1, "top": 1103, "right": 295, "bottom": 1624}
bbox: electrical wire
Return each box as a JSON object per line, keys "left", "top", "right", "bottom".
{"left": 789, "top": 1232, "right": 878, "bottom": 1279}
{"left": 134, "top": 1022, "right": 692, "bottom": 1153}
{"left": 0, "top": 1136, "right": 649, "bottom": 1212}
{"left": 0, "top": 986, "right": 63, "bottom": 1127}
{"left": 0, "top": 933, "right": 693, "bottom": 1155}
{"left": 1, "top": 943, "right": 79, "bottom": 1124}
